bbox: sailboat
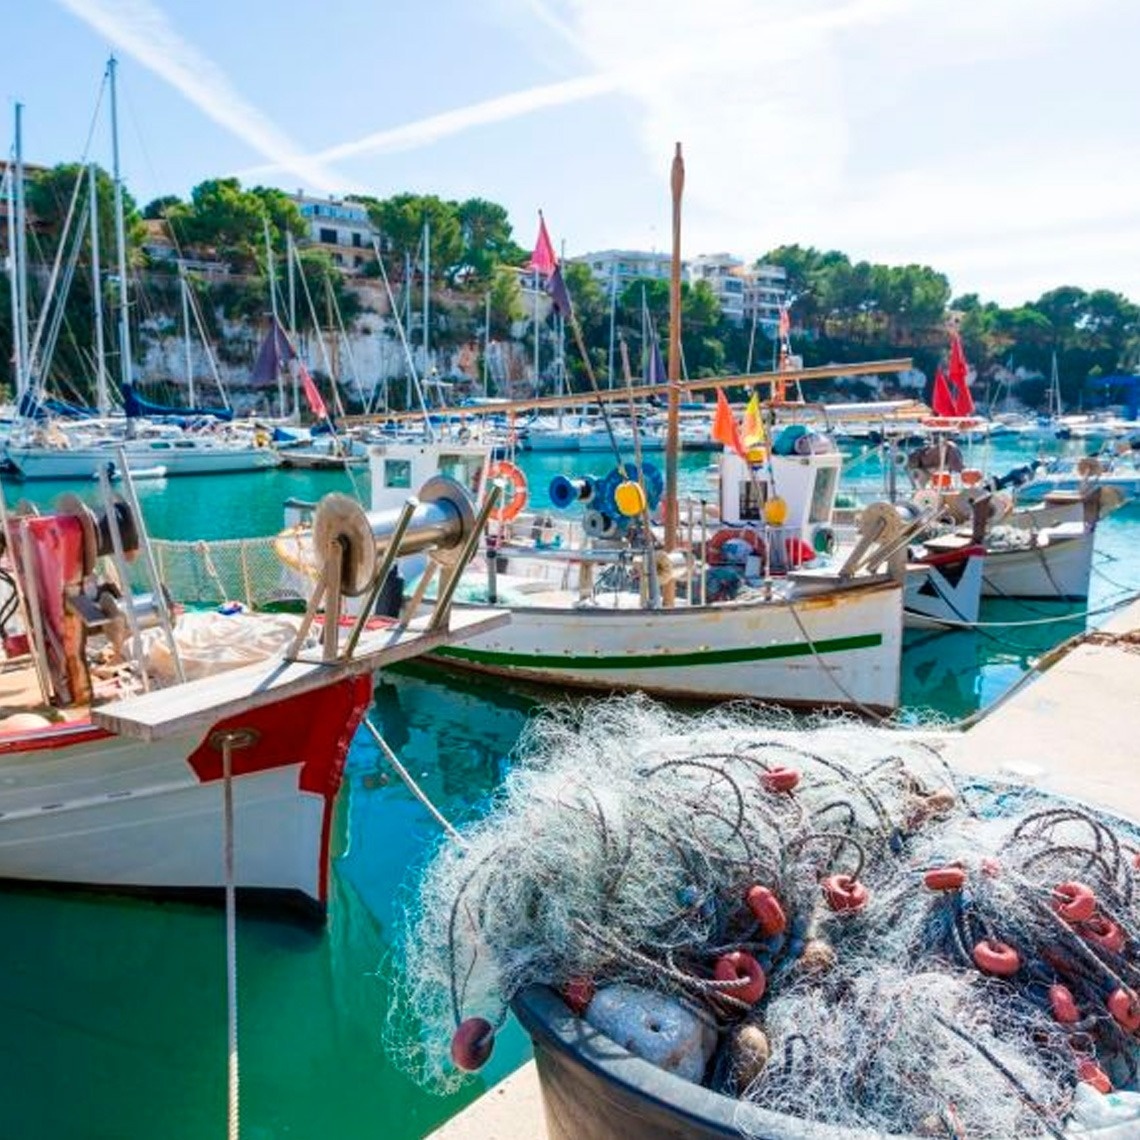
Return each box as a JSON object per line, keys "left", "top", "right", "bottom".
{"left": 3, "top": 60, "right": 279, "bottom": 481}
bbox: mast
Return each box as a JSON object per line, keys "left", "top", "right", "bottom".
{"left": 286, "top": 229, "right": 299, "bottom": 418}
{"left": 5, "top": 158, "right": 22, "bottom": 399}
{"left": 483, "top": 288, "right": 491, "bottom": 398}
{"left": 107, "top": 57, "right": 134, "bottom": 403}
{"left": 533, "top": 211, "right": 541, "bottom": 395}
{"left": 13, "top": 102, "right": 29, "bottom": 401}
{"left": 88, "top": 163, "right": 109, "bottom": 415}
{"left": 422, "top": 218, "right": 430, "bottom": 403}
{"left": 178, "top": 262, "right": 195, "bottom": 407}
{"left": 404, "top": 249, "right": 412, "bottom": 409}
{"left": 264, "top": 214, "right": 284, "bottom": 417}
{"left": 607, "top": 262, "right": 618, "bottom": 389}
{"left": 663, "top": 142, "right": 684, "bottom": 581}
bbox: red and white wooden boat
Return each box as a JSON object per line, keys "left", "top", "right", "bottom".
{"left": 0, "top": 476, "right": 503, "bottom": 917}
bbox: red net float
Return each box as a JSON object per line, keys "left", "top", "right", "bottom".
{"left": 745, "top": 885, "right": 787, "bottom": 936}
{"left": 1052, "top": 881, "right": 1097, "bottom": 924}
{"left": 450, "top": 1016, "right": 495, "bottom": 1071}
{"left": 923, "top": 866, "right": 967, "bottom": 892}
{"left": 821, "top": 874, "right": 869, "bottom": 913}
{"left": 714, "top": 951, "right": 767, "bottom": 1005}
{"left": 761, "top": 766, "right": 800, "bottom": 794}
{"left": 1108, "top": 988, "right": 1140, "bottom": 1033}
{"left": 1076, "top": 1058, "right": 1113, "bottom": 1094}
{"left": 1048, "top": 984, "right": 1080, "bottom": 1024}
{"left": 972, "top": 939, "right": 1021, "bottom": 977}
{"left": 561, "top": 977, "right": 596, "bottom": 1016}
{"left": 1080, "top": 914, "right": 1126, "bottom": 954}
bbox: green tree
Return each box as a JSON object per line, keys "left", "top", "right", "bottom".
{"left": 487, "top": 265, "right": 524, "bottom": 338}
{"left": 367, "top": 194, "right": 463, "bottom": 283}
{"left": 143, "top": 194, "right": 182, "bottom": 220}
{"left": 454, "top": 198, "right": 526, "bottom": 284}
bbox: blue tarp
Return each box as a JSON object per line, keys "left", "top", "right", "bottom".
{"left": 122, "top": 384, "right": 234, "bottom": 422}
{"left": 1086, "top": 374, "right": 1140, "bottom": 420}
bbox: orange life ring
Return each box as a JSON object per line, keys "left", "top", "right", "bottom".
{"left": 487, "top": 460, "right": 528, "bottom": 523}
{"left": 705, "top": 527, "right": 765, "bottom": 567}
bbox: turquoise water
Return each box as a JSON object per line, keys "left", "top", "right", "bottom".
{"left": 1, "top": 437, "right": 1138, "bottom": 1138}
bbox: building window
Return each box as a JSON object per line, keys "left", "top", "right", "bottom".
{"left": 352, "top": 232, "right": 362, "bottom": 248}
{"left": 319, "top": 227, "right": 338, "bottom": 244}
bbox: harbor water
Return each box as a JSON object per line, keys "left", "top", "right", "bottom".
{"left": 1, "top": 436, "right": 1138, "bottom": 1138}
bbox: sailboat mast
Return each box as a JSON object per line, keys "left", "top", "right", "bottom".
{"left": 5, "top": 158, "right": 23, "bottom": 399}
{"left": 422, "top": 218, "right": 430, "bottom": 403}
{"left": 483, "top": 288, "right": 491, "bottom": 398}
{"left": 264, "top": 215, "right": 284, "bottom": 418}
{"left": 286, "top": 230, "right": 299, "bottom": 418}
{"left": 663, "top": 142, "right": 684, "bottom": 572}
{"left": 88, "top": 163, "right": 109, "bottom": 415}
{"left": 607, "top": 262, "right": 617, "bottom": 389}
{"left": 107, "top": 57, "right": 134, "bottom": 398}
{"left": 13, "top": 102, "right": 29, "bottom": 401}
{"left": 178, "top": 262, "right": 195, "bottom": 407}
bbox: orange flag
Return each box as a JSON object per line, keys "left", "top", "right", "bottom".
{"left": 711, "top": 389, "right": 746, "bottom": 458}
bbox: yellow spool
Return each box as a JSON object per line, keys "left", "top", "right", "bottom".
{"left": 763, "top": 496, "right": 788, "bottom": 526}
{"left": 614, "top": 480, "right": 647, "bottom": 518}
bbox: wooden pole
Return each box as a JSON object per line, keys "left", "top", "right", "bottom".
{"left": 665, "top": 143, "right": 684, "bottom": 566}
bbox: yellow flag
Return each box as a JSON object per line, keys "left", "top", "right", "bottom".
{"left": 742, "top": 391, "right": 766, "bottom": 448}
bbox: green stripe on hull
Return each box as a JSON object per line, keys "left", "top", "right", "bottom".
{"left": 433, "top": 633, "right": 883, "bottom": 671}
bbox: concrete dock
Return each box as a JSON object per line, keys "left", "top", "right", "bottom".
{"left": 427, "top": 597, "right": 1140, "bottom": 1139}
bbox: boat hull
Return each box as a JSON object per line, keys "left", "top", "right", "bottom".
{"left": 0, "top": 675, "right": 371, "bottom": 913}
{"left": 904, "top": 548, "right": 985, "bottom": 630}
{"left": 7, "top": 443, "right": 280, "bottom": 480}
{"left": 430, "top": 580, "right": 903, "bottom": 712}
{"left": 981, "top": 530, "right": 1095, "bottom": 600}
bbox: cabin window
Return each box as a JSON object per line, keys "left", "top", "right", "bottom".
{"left": 150, "top": 441, "right": 171, "bottom": 450}
{"left": 738, "top": 478, "right": 767, "bottom": 521}
{"left": 438, "top": 454, "right": 482, "bottom": 492}
{"left": 384, "top": 459, "right": 412, "bottom": 489}
{"left": 809, "top": 467, "right": 838, "bottom": 522}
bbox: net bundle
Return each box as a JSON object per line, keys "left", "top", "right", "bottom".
{"left": 388, "top": 697, "right": 1140, "bottom": 1136}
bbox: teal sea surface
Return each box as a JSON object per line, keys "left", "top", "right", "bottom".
{"left": 1, "top": 436, "right": 1138, "bottom": 1138}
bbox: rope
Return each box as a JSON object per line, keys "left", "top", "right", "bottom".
{"left": 221, "top": 733, "right": 240, "bottom": 1140}
{"left": 362, "top": 717, "right": 465, "bottom": 843}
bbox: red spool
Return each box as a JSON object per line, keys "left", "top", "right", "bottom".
{"left": 923, "top": 866, "right": 966, "bottom": 892}
{"left": 450, "top": 1017, "right": 495, "bottom": 1072}
{"left": 561, "top": 977, "right": 595, "bottom": 1017}
{"left": 1052, "top": 881, "right": 1097, "bottom": 924}
{"left": 1108, "top": 988, "right": 1140, "bottom": 1033}
{"left": 821, "top": 874, "right": 870, "bottom": 913}
{"left": 761, "top": 766, "right": 801, "bottom": 794}
{"left": 972, "top": 939, "right": 1021, "bottom": 977}
{"left": 1077, "top": 1058, "right": 1113, "bottom": 1094}
{"left": 714, "top": 951, "right": 767, "bottom": 1005}
{"left": 1081, "top": 914, "right": 1126, "bottom": 954}
{"left": 1049, "top": 984, "right": 1080, "bottom": 1025}
{"left": 746, "top": 885, "right": 788, "bottom": 936}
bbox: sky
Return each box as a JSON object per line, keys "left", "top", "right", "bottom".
{"left": 5, "top": 0, "right": 1140, "bottom": 307}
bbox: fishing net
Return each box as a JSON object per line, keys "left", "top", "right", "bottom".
{"left": 387, "top": 697, "right": 1140, "bottom": 1136}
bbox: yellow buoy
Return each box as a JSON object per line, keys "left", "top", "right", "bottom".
{"left": 614, "top": 480, "right": 647, "bottom": 518}
{"left": 763, "top": 496, "right": 788, "bottom": 526}
{"left": 746, "top": 446, "right": 767, "bottom": 464}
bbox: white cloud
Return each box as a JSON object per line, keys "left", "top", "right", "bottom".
{"left": 56, "top": 0, "right": 354, "bottom": 193}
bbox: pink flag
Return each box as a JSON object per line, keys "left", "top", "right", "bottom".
{"left": 299, "top": 363, "right": 328, "bottom": 420}
{"left": 528, "top": 212, "right": 557, "bottom": 276}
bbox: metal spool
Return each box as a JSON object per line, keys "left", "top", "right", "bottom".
{"left": 549, "top": 475, "right": 595, "bottom": 510}
{"left": 582, "top": 510, "right": 618, "bottom": 539}
{"left": 312, "top": 475, "right": 475, "bottom": 597}
{"left": 55, "top": 493, "right": 140, "bottom": 570}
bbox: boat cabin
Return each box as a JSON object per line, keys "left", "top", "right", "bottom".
{"left": 369, "top": 441, "right": 489, "bottom": 515}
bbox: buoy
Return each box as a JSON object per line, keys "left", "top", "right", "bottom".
{"left": 1081, "top": 914, "right": 1126, "bottom": 954}
{"left": 745, "top": 885, "right": 787, "bottom": 936}
{"left": 1048, "top": 984, "right": 1079, "bottom": 1024}
{"left": 972, "top": 939, "right": 1021, "bottom": 977}
{"left": 562, "top": 977, "right": 595, "bottom": 1016}
{"left": 450, "top": 1017, "right": 495, "bottom": 1071}
{"left": 763, "top": 497, "right": 788, "bottom": 526}
{"left": 1108, "top": 987, "right": 1140, "bottom": 1033}
{"left": 714, "top": 951, "right": 767, "bottom": 1005}
{"left": 1076, "top": 1057, "right": 1113, "bottom": 1094}
{"left": 821, "top": 874, "right": 869, "bottom": 913}
{"left": 784, "top": 536, "right": 816, "bottom": 567}
{"left": 923, "top": 866, "right": 966, "bottom": 892}
{"left": 613, "top": 480, "right": 647, "bottom": 518}
{"left": 487, "top": 460, "right": 528, "bottom": 523}
{"left": 731, "top": 1024, "right": 770, "bottom": 1085}
{"left": 761, "top": 766, "right": 800, "bottom": 794}
{"left": 1052, "top": 881, "right": 1097, "bottom": 924}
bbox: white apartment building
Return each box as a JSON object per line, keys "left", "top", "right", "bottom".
{"left": 744, "top": 264, "right": 788, "bottom": 331}
{"left": 292, "top": 192, "right": 377, "bottom": 274}
{"left": 574, "top": 249, "right": 683, "bottom": 293}
{"left": 688, "top": 253, "right": 787, "bottom": 329}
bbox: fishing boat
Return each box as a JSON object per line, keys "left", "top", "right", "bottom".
{"left": 0, "top": 467, "right": 503, "bottom": 915}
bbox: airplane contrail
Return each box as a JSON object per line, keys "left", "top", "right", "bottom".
{"left": 56, "top": 0, "right": 357, "bottom": 193}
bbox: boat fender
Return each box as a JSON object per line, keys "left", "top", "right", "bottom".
{"left": 585, "top": 984, "right": 717, "bottom": 1084}
{"left": 745, "top": 885, "right": 787, "bottom": 936}
{"left": 812, "top": 525, "right": 837, "bottom": 556}
{"left": 450, "top": 1017, "right": 495, "bottom": 1072}
{"left": 713, "top": 951, "right": 766, "bottom": 1005}
{"left": 784, "top": 536, "right": 816, "bottom": 568}
{"left": 923, "top": 866, "right": 967, "bottom": 892}
{"left": 1053, "top": 881, "right": 1097, "bottom": 924}
{"left": 487, "top": 460, "right": 528, "bottom": 523}
{"left": 1048, "top": 983, "right": 1080, "bottom": 1024}
{"left": 1081, "top": 914, "right": 1126, "bottom": 954}
{"left": 821, "top": 874, "right": 869, "bottom": 913}
{"left": 761, "top": 765, "right": 800, "bottom": 794}
{"left": 1108, "top": 987, "right": 1140, "bottom": 1033}
{"left": 972, "top": 938, "right": 1021, "bottom": 977}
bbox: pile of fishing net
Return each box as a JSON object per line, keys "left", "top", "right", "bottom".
{"left": 387, "top": 697, "right": 1140, "bottom": 1137}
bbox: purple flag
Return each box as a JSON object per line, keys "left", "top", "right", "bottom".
{"left": 250, "top": 317, "right": 296, "bottom": 388}
{"left": 546, "top": 264, "right": 572, "bottom": 318}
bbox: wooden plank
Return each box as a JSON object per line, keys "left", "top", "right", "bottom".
{"left": 92, "top": 609, "right": 509, "bottom": 742}
{"left": 342, "top": 358, "right": 915, "bottom": 424}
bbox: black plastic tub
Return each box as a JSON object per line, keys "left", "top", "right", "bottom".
{"left": 512, "top": 985, "right": 883, "bottom": 1140}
